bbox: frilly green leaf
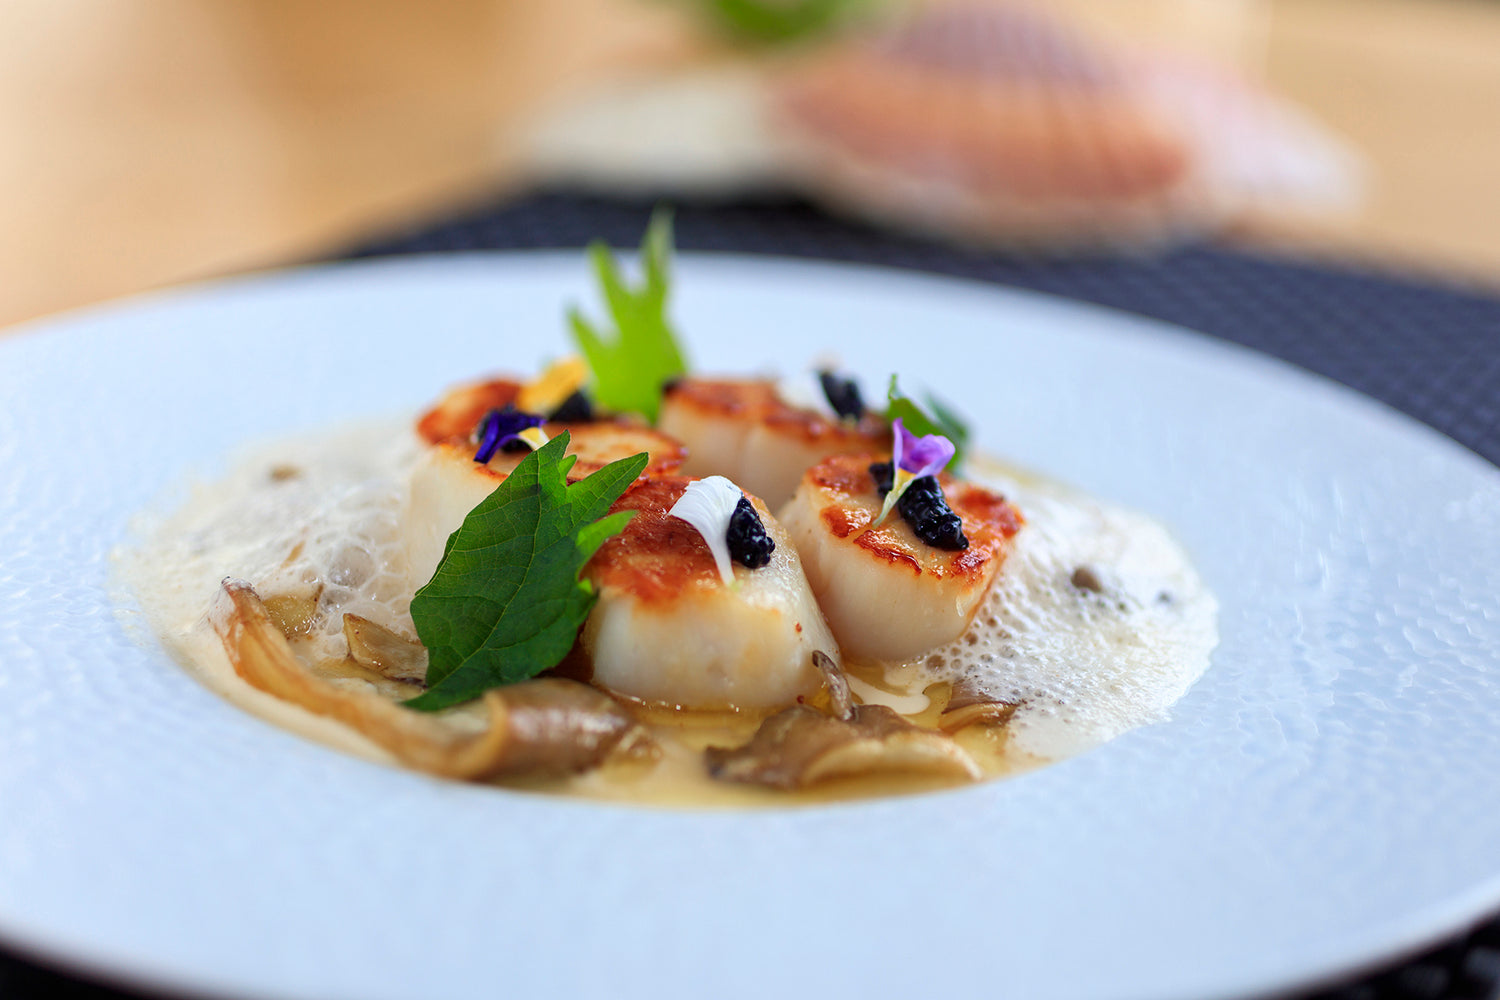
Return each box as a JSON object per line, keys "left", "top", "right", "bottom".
{"left": 569, "top": 209, "right": 688, "bottom": 423}
{"left": 405, "top": 433, "right": 648, "bottom": 712}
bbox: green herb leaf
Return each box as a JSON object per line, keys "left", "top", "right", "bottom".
{"left": 568, "top": 209, "right": 688, "bottom": 423}
{"left": 405, "top": 433, "right": 648, "bottom": 712}
{"left": 886, "top": 375, "right": 971, "bottom": 474}
{"left": 689, "top": 0, "right": 880, "bottom": 44}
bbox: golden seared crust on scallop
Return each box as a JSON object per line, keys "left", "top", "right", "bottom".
{"left": 484, "top": 424, "right": 684, "bottom": 482}
{"left": 778, "top": 454, "right": 1022, "bottom": 662}
{"left": 416, "top": 377, "right": 524, "bottom": 445}
{"left": 658, "top": 378, "right": 888, "bottom": 509}
{"left": 415, "top": 377, "right": 686, "bottom": 473}
{"left": 402, "top": 424, "right": 685, "bottom": 592}
{"left": 580, "top": 476, "right": 837, "bottom": 711}
{"left": 585, "top": 478, "right": 722, "bottom": 600}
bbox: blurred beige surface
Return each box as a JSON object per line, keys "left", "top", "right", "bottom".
{"left": 1, "top": 0, "right": 1498, "bottom": 332}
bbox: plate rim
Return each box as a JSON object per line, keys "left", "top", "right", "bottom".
{"left": 2, "top": 250, "right": 1499, "bottom": 1000}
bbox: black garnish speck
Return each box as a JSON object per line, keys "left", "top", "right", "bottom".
{"left": 818, "top": 370, "right": 865, "bottom": 421}
{"left": 899, "top": 477, "right": 968, "bottom": 550}
{"left": 868, "top": 461, "right": 968, "bottom": 551}
{"left": 726, "top": 496, "right": 775, "bottom": 569}
{"left": 1071, "top": 566, "right": 1104, "bottom": 593}
{"left": 548, "top": 390, "right": 594, "bottom": 423}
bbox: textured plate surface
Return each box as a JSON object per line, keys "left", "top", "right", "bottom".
{"left": 2, "top": 254, "right": 1499, "bottom": 1000}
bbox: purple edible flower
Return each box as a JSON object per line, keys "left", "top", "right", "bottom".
{"left": 873, "top": 419, "right": 957, "bottom": 528}
{"left": 892, "top": 418, "right": 956, "bottom": 479}
{"left": 473, "top": 406, "right": 547, "bottom": 464}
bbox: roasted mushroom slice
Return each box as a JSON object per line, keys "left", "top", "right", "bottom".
{"left": 261, "top": 582, "right": 322, "bottom": 639}
{"left": 705, "top": 703, "right": 980, "bottom": 790}
{"left": 213, "top": 580, "right": 653, "bottom": 781}
{"left": 493, "top": 680, "right": 657, "bottom": 777}
{"left": 939, "top": 677, "right": 1019, "bottom": 733}
{"left": 342, "top": 613, "right": 428, "bottom": 685}
{"left": 812, "top": 649, "right": 854, "bottom": 722}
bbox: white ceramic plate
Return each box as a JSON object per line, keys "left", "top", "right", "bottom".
{"left": 3, "top": 254, "right": 1499, "bottom": 1000}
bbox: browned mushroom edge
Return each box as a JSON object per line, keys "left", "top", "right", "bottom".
{"left": 212, "top": 579, "right": 654, "bottom": 782}
{"left": 704, "top": 653, "right": 988, "bottom": 790}
{"left": 938, "top": 676, "right": 1020, "bottom": 734}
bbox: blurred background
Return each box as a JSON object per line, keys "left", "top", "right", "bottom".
{"left": 5, "top": 4, "right": 1500, "bottom": 999}
{"left": 1, "top": 0, "right": 1498, "bottom": 332}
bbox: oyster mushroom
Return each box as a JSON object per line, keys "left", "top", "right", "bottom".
{"left": 342, "top": 613, "right": 428, "bottom": 684}
{"left": 261, "top": 582, "right": 322, "bottom": 639}
{"left": 938, "top": 677, "right": 1019, "bottom": 733}
{"left": 213, "top": 580, "right": 653, "bottom": 781}
{"left": 812, "top": 649, "right": 854, "bottom": 722}
{"left": 705, "top": 702, "right": 980, "bottom": 790}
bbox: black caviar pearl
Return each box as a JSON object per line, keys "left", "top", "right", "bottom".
{"left": 726, "top": 496, "right": 775, "bottom": 569}
{"left": 867, "top": 463, "right": 968, "bottom": 551}
{"left": 900, "top": 475, "right": 943, "bottom": 504}
{"left": 900, "top": 479, "right": 968, "bottom": 550}
{"left": 818, "top": 370, "right": 865, "bottom": 421}
{"left": 548, "top": 390, "right": 594, "bottom": 423}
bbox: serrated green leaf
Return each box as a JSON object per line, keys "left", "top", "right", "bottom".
{"left": 405, "top": 433, "right": 648, "bottom": 712}
{"left": 886, "top": 375, "right": 971, "bottom": 474}
{"left": 689, "top": 0, "right": 880, "bottom": 44}
{"left": 569, "top": 209, "right": 688, "bottom": 423}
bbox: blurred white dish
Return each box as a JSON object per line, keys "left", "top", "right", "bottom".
{"left": 1, "top": 253, "right": 1498, "bottom": 1000}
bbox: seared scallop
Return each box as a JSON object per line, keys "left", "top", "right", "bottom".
{"left": 415, "top": 377, "right": 525, "bottom": 445}
{"left": 658, "top": 378, "right": 888, "bottom": 509}
{"left": 778, "top": 455, "right": 1022, "bottom": 662}
{"left": 581, "top": 477, "right": 837, "bottom": 711}
{"left": 403, "top": 424, "right": 685, "bottom": 590}
{"left": 414, "top": 361, "right": 592, "bottom": 446}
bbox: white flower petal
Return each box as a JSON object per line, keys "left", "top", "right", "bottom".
{"left": 668, "top": 475, "right": 743, "bottom": 585}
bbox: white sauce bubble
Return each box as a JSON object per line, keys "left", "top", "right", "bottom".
{"left": 918, "top": 462, "right": 1218, "bottom": 760}
{"left": 119, "top": 421, "right": 424, "bottom": 668}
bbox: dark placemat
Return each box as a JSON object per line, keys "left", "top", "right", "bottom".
{"left": 8, "top": 190, "right": 1497, "bottom": 1000}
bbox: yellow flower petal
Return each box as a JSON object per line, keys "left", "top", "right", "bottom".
{"left": 872, "top": 468, "right": 914, "bottom": 528}
{"left": 518, "top": 356, "right": 588, "bottom": 414}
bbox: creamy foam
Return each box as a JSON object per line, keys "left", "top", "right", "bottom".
{"left": 918, "top": 464, "right": 1218, "bottom": 759}
{"left": 120, "top": 421, "right": 423, "bottom": 665}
